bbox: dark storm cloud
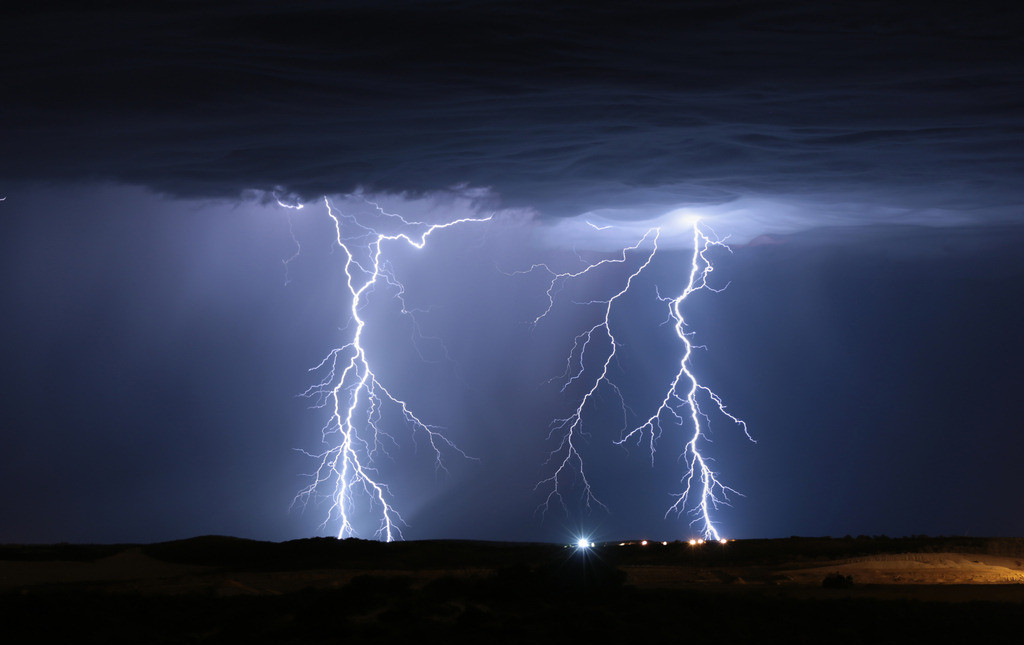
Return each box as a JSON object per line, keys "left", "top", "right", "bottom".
{"left": 3, "top": 1, "right": 1021, "bottom": 220}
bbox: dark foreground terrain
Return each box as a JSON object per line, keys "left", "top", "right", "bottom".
{"left": 2, "top": 535, "right": 1023, "bottom": 643}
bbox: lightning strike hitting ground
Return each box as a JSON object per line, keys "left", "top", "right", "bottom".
{"left": 617, "top": 223, "right": 753, "bottom": 541}
{"left": 292, "top": 196, "right": 491, "bottom": 541}
{"left": 529, "top": 222, "right": 750, "bottom": 540}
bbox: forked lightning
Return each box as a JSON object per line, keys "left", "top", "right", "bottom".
{"left": 291, "top": 196, "right": 491, "bottom": 541}
{"left": 530, "top": 221, "right": 751, "bottom": 539}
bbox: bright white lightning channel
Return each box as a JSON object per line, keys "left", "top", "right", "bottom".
{"left": 292, "top": 196, "right": 491, "bottom": 541}
{"left": 532, "top": 221, "right": 751, "bottom": 540}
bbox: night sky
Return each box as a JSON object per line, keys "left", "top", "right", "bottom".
{"left": 2, "top": 1, "right": 1023, "bottom": 544}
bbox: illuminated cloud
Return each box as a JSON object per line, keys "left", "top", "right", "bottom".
{"left": 3, "top": 2, "right": 1021, "bottom": 233}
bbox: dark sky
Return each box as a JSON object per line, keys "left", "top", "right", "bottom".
{"left": 2, "top": 1, "right": 1023, "bottom": 543}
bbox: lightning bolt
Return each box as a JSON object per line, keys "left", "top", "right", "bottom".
{"left": 291, "top": 196, "right": 491, "bottom": 541}
{"left": 617, "top": 223, "right": 752, "bottom": 541}
{"left": 529, "top": 221, "right": 750, "bottom": 540}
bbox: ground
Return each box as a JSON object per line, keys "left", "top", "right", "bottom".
{"left": 2, "top": 536, "right": 1023, "bottom": 642}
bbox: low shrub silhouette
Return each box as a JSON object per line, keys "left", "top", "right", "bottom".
{"left": 822, "top": 572, "right": 854, "bottom": 588}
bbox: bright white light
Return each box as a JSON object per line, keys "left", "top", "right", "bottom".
{"left": 576, "top": 537, "right": 592, "bottom": 549}
{"left": 688, "top": 539, "right": 697, "bottom": 546}
{"left": 667, "top": 208, "right": 704, "bottom": 230}
{"left": 719, "top": 538, "right": 728, "bottom": 545}
{"left": 641, "top": 540, "right": 649, "bottom": 546}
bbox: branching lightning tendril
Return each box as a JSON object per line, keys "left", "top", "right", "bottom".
{"left": 275, "top": 198, "right": 304, "bottom": 286}
{"left": 519, "top": 229, "right": 660, "bottom": 515}
{"left": 291, "top": 196, "right": 491, "bottom": 541}
{"left": 530, "top": 221, "right": 751, "bottom": 540}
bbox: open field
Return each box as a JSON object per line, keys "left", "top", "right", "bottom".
{"left": 2, "top": 536, "right": 1023, "bottom": 642}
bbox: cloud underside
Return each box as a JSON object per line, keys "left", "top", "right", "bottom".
{"left": 3, "top": 1, "right": 1022, "bottom": 224}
